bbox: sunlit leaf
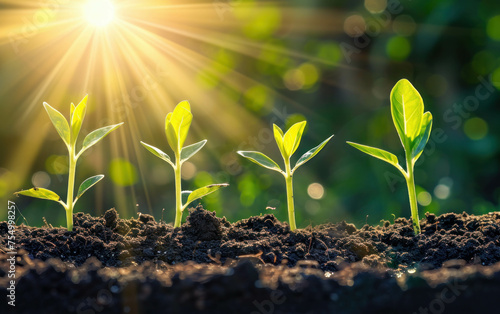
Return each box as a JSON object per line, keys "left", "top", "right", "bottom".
{"left": 180, "top": 140, "right": 207, "bottom": 163}
{"left": 390, "top": 79, "right": 424, "bottom": 150}
{"left": 43, "top": 102, "right": 70, "bottom": 147}
{"left": 70, "top": 95, "right": 88, "bottom": 144}
{"left": 170, "top": 101, "right": 193, "bottom": 149}
{"left": 166, "top": 120, "right": 178, "bottom": 152}
{"left": 347, "top": 142, "right": 400, "bottom": 168}
{"left": 76, "top": 175, "right": 104, "bottom": 201}
{"left": 70, "top": 103, "right": 76, "bottom": 118}
{"left": 185, "top": 184, "right": 229, "bottom": 208}
{"left": 273, "top": 124, "right": 286, "bottom": 157}
{"left": 140, "top": 141, "right": 174, "bottom": 167}
{"left": 79, "top": 123, "right": 123, "bottom": 157}
{"left": 164, "top": 112, "right": 172, "bottom": 141}
{"left": 411, "top": 112, "right": 433, "bottom": 161}
{"left": 284, "top": 121, "right": 307, "bottom": 157}
{"left": 293, "top": 135, "right": 333, "bottom": 171}
{"left": 237, "top": 151, "right": 282, "bottom": 172}
{"left": 15, "top": 188, "right": 62, "bottom": 203}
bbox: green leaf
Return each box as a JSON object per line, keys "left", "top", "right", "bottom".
{"left": 170, "top": 101, "right": 193, "bottom": 149}
{"left": 283, "top": 121, "right": 307, "bottom": 157}
{"left": 166, "top": 120, "right": 178, "bottom": 153}
{"left": 293, "top": 135, "right": 333, "bottom": 171}
{"left": 79, "top": 123, "right": 123, "bottom": 157}
{"left": 15, "top": 188, "right": 62, "bottom": 203}
{"left": 411, "top": 112, "right": 433, "bottom": 161}
{"left": 76, "top": 175, "right": 104, "bottom": 201}
{"left": 390, "top": 79, "right": 424, "bottom": 150}
{"left": 70, "top": 95, "right": 88, "bottom": 145}
{"left": 181, "top": 190, "right": 192, "bottom": 204}
{"left": 347, "top": 142, "right": 400, "bottom": 168}
{"left": 70, "top": 103, "right": 76, "bottom": 118}
{"left": 43, "top": 102, "right": 71, "bottom": 147}
{"left": 273, "top": 124, "right": 286, "bottom": 157}
{"left": 185, "top": 184, "right": 229, "bottom": 208}
{"left": 140, "top": 141, "right": 174, "bottom": 167}
{"left": 180, "top": 140, "right": 207, "bottom": 163}
{"left": 237, "top": 151, "right": 282, "bottom": 172}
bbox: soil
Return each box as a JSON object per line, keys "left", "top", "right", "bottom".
{"left": 2, "top": 205, "right": 500, "bottom": 313}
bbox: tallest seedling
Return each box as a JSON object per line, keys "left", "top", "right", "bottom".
{"left": 347, "top": 79, "right": 433, "bottom": 235}
{"left": 15, "top": 96, "right": 123, "bottom": 231}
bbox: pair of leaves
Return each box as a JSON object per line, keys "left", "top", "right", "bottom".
{"left": 141, "top": 139, "right": 207, "bottom": 167}
{"left": 44, "top": 96, "right": 123, "bottom": 158}
{"left": 181, "top": 184, "right": 229, "bottom": 211}
{"left": 391, "top": 79, "right": 433, "bottom": 162}
{"left": 238, "top": 121, "right": 333, "bottom": 174}
{"left": 143, "top": 101, "right": 207, "bottom": 166}
{"left": 15, "top": 175, "right": 104, "bottom": 207}
{"left": 165, "top": 101, "right": 193, "bottom": 153}
{"left": 141, "top": 138, "right": 220, "bottom": 210}
{"left": 274, "top": 122, "right": 307, "bottom": 159}
{"left": 44, "top": 95, "right": 88, "bottom": 148}
{"left": 347, "top": 79, "right": 433, "bottom": 176}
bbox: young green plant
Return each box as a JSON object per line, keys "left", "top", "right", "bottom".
{"left": 347, "top": 79, "right": 433, "bottom": 235}
{"left": 237, "top": 121, "right": 333, "bottom": 231}
{"left": 140, "top": 100, "right": 228, "bottom": 228}
{"left": 15, "top": 96, "right": 123, "bottom": 231}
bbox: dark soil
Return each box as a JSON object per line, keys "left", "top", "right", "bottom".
{"left": 2, "top": 205, "right": 500, "bottom": 313}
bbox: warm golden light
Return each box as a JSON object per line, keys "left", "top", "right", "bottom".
{"left": 84, "top": 0, "right": 115, "bottom": 27}
{"left": 0, "top": 0, "right": 346, "bottom": 218}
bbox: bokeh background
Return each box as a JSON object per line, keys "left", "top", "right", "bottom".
{"left": 1, "top": 0, "right": 499, "bottom": 228}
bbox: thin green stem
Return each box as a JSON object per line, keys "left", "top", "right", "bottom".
{"left": 66, "top": 147, "right": 76, "bottom": 231}
{"left": 284, "top": 159, "right": 296, "bottom": 231}
{"left": 405, "top": 152, "right": 421, "bottom": 235}
{"left": 174, "top": 154, "right": 183, "bottom": 228}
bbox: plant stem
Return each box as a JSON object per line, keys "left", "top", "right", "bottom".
{"left": 405, "top": 153, "right": 421, "bottom": 235}
{"left": 174, "top": 154, "right": 183, "bottom": 228}
{"left": 66, "top": 147, "right": 76, "bottom": 231}
{"left": 284, "top": 159, "right": 296, "bottom": 231}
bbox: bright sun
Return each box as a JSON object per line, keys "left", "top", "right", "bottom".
{"left": 84, "top": 0, "right": 115, "bottom": 27}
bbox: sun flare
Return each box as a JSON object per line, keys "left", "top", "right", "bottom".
{"left": 84, "top": 0, "right": 115, "bottom": 27}
{"left": 0, "top": 0, "right": 345, "bottom": 217}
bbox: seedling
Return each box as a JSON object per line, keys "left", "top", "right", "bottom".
{"left": 347, "top": 79, "right": 433, "bottom": 235}
{"left": 238, "top": 121, "right": 333, "bottom": 231}
{"left": 15, "top": 96, "right": 123, "bottom": 231}
{"left": 140, "top": 100, "right": 228, "bottom": 228}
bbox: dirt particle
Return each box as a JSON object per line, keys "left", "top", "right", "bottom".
{"left": 139, "top": 213, "right": 155, "bottom": 224}
{"left": 183, "top": 206, "right": 222, "bottom": 241}
{"left": 104, "top": 208, "right": 118, "bottom": 228}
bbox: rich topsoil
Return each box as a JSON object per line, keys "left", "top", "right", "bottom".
{"left": 2, "top": 205, "right": 500, "bottom": 313}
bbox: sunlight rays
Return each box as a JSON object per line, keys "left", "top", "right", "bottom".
{"left": 0, "top": 0, "right": 347, "bottom": 219}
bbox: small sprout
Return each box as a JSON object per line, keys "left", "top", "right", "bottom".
{"left": 140, "top": 100, "right": 229, "bottom": 228}
{"left": 238, "top": 120, "right": 333, "bottom": 231}
{"left": 347, "top": 79, "right": 433, "bottom": 235}
{"left": 15, "top": 96, "right": 123, "bottom": 231}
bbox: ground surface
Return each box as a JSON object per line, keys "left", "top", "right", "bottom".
{"left": 2, "top": 206, "right": 500, "bottom": 313}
